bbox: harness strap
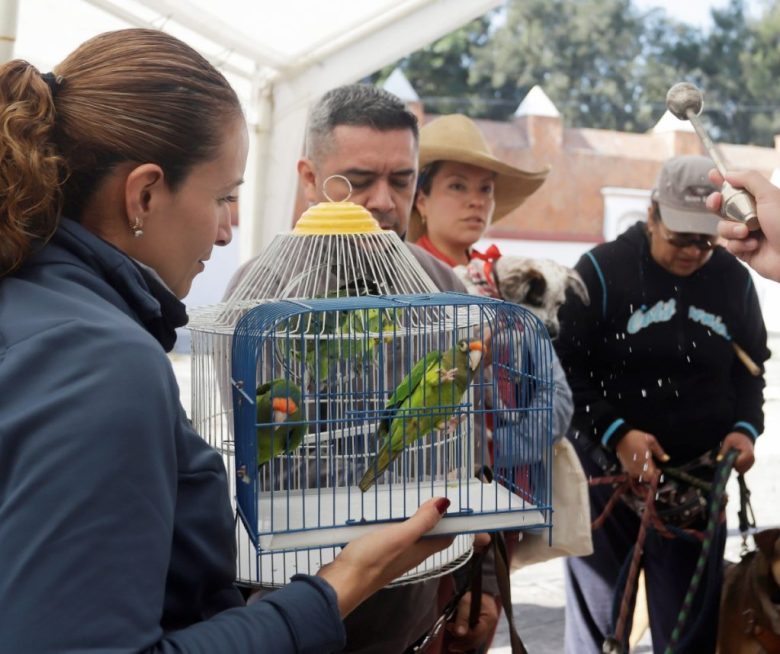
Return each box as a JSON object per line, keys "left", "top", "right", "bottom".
{"left": 405, "top": 533, "right": 528, "bottom": 654}
{"left": 664, "top": 448, "right": 738, "bottom": 654}
{"left": 491, "top": 532, "right": 528, "bottom": 654}
{"left": 591, "top": 450, "right": 735, "bottom": 653}
{"left": 737, "top": 472, "right": 756, "bottom": 555}
{"left": 405, "top": 551, "right": 480, "bottom": 653}
{"left": 467, "top": 547, "right": 484, "bottom": 631}
{"left": 602, "top": 475, "right": 659, "bottom": 653}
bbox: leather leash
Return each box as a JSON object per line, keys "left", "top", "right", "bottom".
{"left": 490, "top": 532, "right": 529, "bottom": 654}
{"left": 737, "top": 472, "right": 756, "bottom": 556}
{"left": 407, "top": 532, "right": 528, "bottom": 653}
{"left": 601, "top": 474, "right": 660, "bottom": 654}
{"left": 663, "top": 448, "right": 738, "bottom": 654}
{"left": 592, "top": 449, "right": 737, "bottom": 653}
{"left": 407, "top": 547, "right": 486, "bottom": 653}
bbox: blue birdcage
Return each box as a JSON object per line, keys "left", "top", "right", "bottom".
{"left": 231, "top": 291, "right": 554, "bottom": 584}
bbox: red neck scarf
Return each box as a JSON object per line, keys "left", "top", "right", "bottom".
{"left": 465, "top": 244, "right": 502, "bottom": 298}
{"left": 415, "top": 234, "right": 463, "bottom": 267}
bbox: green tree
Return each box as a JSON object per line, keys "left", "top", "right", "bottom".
{"left": 372, "top": 16, "right": 495, "bottom": 116}
{"left": 469, "top": 0, "right": 651, "bottom": 127}
{"left": 741, "top": 0, "right": 780, "bottom": 146}
{"left": 697, "top": 0, "right": 758, "bottom": 143}
{"left": 632, "top": 14, "right": 707, "bottom": 130}
{"left": 375, "top": 0, "right": 780, "bottom": 146}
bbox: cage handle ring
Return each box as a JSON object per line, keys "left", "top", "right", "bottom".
{"left": 322, "top": 174, "right": 353, "bottom": 203}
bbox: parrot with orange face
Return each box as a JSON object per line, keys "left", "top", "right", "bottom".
{"left": 255, "top": 379, "right": 306, "bottom": 467}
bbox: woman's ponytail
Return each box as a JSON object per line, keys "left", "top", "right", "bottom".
{"left": 0, "top": 60, "right": 63, "bottom": 276}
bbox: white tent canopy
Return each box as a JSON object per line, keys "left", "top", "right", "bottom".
{"left": 7, "top": 0, "right": 502, "bottom": 264}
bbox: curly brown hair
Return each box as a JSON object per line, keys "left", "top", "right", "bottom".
{"left": 0, "top": 61, "right": 62, "bottom": 275}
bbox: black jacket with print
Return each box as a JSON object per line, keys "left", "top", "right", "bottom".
{"left": 555, "top": 221, "right": 769, "bottom": 465}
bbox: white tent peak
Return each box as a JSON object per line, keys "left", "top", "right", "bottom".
{"left": 514, "top": 85, "right": 560, "bottom": 118}
{"left": 382, "top": 68, "right": 419, "bottom": 102}
{"left": 20, "top": 0, "right": 504, "bottom": 265}
{"left": 652, "top": 110, "right": 695, "bottom": 133}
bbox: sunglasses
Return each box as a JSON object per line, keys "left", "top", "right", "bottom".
{"left": 662, "top": 232, "right": 715, "bottom": 251}
{"left": 654, "top": 209, "right": 716, "bottom": 251}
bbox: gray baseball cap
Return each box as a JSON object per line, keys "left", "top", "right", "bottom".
{"left": 651, "top": 155, "right": 719, "bottom": 235}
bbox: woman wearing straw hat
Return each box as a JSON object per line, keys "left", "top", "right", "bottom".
{"left": 409, "top": 114, "right": 548, "bottom": 265}
{"left": 411, "top": 115, "right": 575, "bottom": 654}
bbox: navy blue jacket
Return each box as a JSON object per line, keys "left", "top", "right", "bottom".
{"left": 556, "top": 222, "right": 769, "bottom": 465}
{"left": 0, "top": 220, "right": 345, "bottom": 653}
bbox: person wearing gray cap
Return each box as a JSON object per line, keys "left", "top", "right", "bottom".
{"left": 555, "top": 155, "right": 769, "bottom": 653}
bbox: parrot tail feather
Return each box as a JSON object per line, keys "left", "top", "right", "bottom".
{"left": 358, "top": 442, "right": 392, "bottom": 493}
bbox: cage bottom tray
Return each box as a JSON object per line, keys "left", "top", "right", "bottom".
{"left": 255, "top": 478, "right": 547, "bottom": 551}
{"left": 238, "top": 532, "right": 476, "bottom": 589}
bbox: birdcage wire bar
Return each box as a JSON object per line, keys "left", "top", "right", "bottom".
{"left": 231, "top": 293, "right": 554, "bottom": 586}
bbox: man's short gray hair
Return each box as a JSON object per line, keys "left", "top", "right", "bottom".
{"left": 305, "top": 84, "right": 419, "bottom": 162}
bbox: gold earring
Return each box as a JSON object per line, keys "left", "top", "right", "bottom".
{"left": 131, "top": 217, "right": 143, "bottom": 239}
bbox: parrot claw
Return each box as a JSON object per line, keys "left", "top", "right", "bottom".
{"left": 442, "top": 415, "right": 465, "bottom": 434}
{"left": 439, "top": 367, "right": 459, "bottom": 382}
{"left": 237, "top": 464, "right": 251, "bottom": 484}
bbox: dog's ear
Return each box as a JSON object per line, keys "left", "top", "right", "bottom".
{"left": 567, "top": 271, "right": 590, "bottom": 306}
{"left": 754, "top": 528, "right": 780, "bottom": 560}
{"left": 523, "top": 269, "right": 547, "bottom": 307}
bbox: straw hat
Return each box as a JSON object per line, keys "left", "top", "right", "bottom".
{"left": 408, "top": 114, "right": 549, "bottom": 242}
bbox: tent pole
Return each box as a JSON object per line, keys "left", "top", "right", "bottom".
{"left": 0, "top": 0, "right": 19, "bottom": 64}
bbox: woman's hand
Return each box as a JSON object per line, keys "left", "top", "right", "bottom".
{"left": 317, "top": 497, "right": 454, "bottom": 618}
{"left": 615, "top": 429, "right": 669, "bottom": 481}
{"left": 718, "top": 431, "right": 756, "bottom": 474}
{"left": 707, "top": 169, "right": 780, "bottom": 282}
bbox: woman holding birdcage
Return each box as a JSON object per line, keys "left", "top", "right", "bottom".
{"left": 0, "top": 28, "right": 455, "bottom": 653}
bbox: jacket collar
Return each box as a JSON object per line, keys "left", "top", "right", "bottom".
{"left": 47, "top": 219, "right": 188, "bottom": 352}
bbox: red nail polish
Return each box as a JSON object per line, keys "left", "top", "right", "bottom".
{"left": 435, "top": 498, "right": 450, "bottom": 515}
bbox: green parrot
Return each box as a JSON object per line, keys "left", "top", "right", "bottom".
{"left": 340, "top": 307, "right": 401, "bottom": 371}
{"left": 358, "top": 338, "right": 484, "bottom": 492}
{"left": 289, "top": 305, "right": 402, "bottom": 390}
{"left": 255, "top": 378, "right": 307, "bottom": 467}
{"left": 309, "top": 311, "right": 342, "bottom": 389}
{"left": 286, "top": 311, "right": 341, "bottom": 392}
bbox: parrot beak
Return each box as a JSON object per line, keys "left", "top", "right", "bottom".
{"left": 468, "top": 341, "right": 484, "bottom": 371}
{"left": 273, "top": 410, "right": 289, "bottom": 424}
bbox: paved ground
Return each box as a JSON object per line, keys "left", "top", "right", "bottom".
{"left": 169, "top": 336, "right": 780, "bottom": 654}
